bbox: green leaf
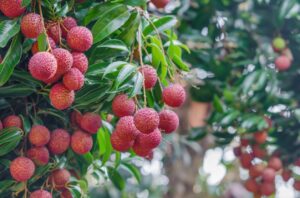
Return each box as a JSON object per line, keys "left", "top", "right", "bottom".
{"left": 0, "top": 180, "right": 16, "bottom": 194}
{"left": 84, "top": 3, "right": 120, "bottom": 25}
{"left": 123, "top": 0, "right": 147, "bottom": 6}
{"left": 103, "top": 61, "right": 127, "bottom": 77}
{"left": 115, "top": 64, "right": 136, "bottom": 87}
{"left": 0, "top": 127, "right": 23, "bottom": 156}
{"left": 143, "top": 16, "right": 177, "bottom": 36}
{"left": 0, "top": 84, "right": 35, "bottom": 97}
{"left": 107, "top": 167, "right": 125, "bottom": 191}
{"left": 187, "top": 127, "right": 208, "bottom": 141}
{"left": 0, "top": 20, "right": 20, "bottom": 48}
{"left": 37, "top": 32, "right": 48, "bottom": 52}
{"left": 130, "top": 72, "right": 143, "bottom": 97}
{"left": 213, "top": 95, "right": 225, "bottom": 113}
{"left": 121, "top": 162, "right": 141, "bottom": 183}
{"left": 21, "top": 0, "right": 31, "bottom": 7}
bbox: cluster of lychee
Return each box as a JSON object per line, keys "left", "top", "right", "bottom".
{"left": 150, "top": 0, "right": 170, "bottom": 9}
{"left": 233, "top": 117, "right": 300, "bottom": 196}
{"left": 110, "top": 65, "right": 186, "bottom": 157}
{"left": 272, "top": 37, "right": 292, "bottom": 71}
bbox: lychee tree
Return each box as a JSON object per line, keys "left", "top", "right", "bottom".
{"left": 0, "top": 0, "right": 189, "bottom": 197}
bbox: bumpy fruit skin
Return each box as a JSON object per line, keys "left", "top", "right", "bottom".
{"left": 139, "top": 65, "right": 158, "bottom": 90}
{"left": 268, "top": 157, "right": 282, "bottom": 171}
{"left": 30, "top": 190, "right": 52, "bottom": 198}
{"left": 275, "top": 55, "right": 291, "bottom": 71}
{"left": 71, "top": 52, "right": 88, "bottom": 74}
{"left": 32, "top": 37, "right": 56, "bottom": 54}
{"left": 244, "top": 178, "right": 258, "bottom": 193}
{"left": 61, "top": 17, "right": 77, "bottom": 38}
{"left": 21, "top": 13, "right": 43, "bottom": 38}
{"left": 70, "top": 110, "right": 82, "bottom": 127}
{"left": 47, "top": 24, "right": 61, "bottom": 44}
{"left": 27, "top": 147, "right": 49, "bottom": 166}
{"left": 294, "top": 180, "right": 300, "bottom": 191}
{"left": 67, "top": 26, "right": 93, "bottom": 52}
{"left": 63, "top": 68, "right": 84, "bottom": 90}
{"left": 151, "top": 0, "right": 170, "bottom": 8}
{"left": 115, "top": 116, "right": 139, "bottom": 142}
{"left": 50, "top": 169, "right": 71, "bottom": 189}
{"left": 252, "top": 144, "right": 266, "bottom": 159}
{"left": 110, "top": 131, "right": 134, "bottom": 152}
{"left": 134, "top": 108, "right": 159, "bottom": 134}
{"left": 260, "top": 182, "right": 275, "bottom": 196}
{"left": 48, "top": 129, "right": 70, "bottom": 155}
{"left": 43, "top": 72, "right": 62, "bottom": 84}
{"left": 132, "top": 142, "right": 153, "bottom": 157}
{"left": 61, "top": 190, "right": 72, "bottom": 198}
{"left": 71, "top": 130, "right": 93, "bottom": 154}
{"left": 134, "top": 129, "right": 161, "bottom": 149}
{"left": 0, "top": 0, "right": 25, "bottom": 18}
{"left": 254, "top": 131, "right": 267, "bottom": 144}
{"left": 10, "top": 157, "right": 35, "bottom": 182}
{"left": 29, "top": 52, "right": 57, "bottom": 81}
{"left": 240, "top": 153, "right": 253, "bottom": 169}
{"left": 52, "top": 48, "right": 73, "bottom": 75}
{"left": 80, "top": 113, "right": 102, "bottom": 134}
{"left": 159, "top": 110, "right": 179, "bottom": 133}
{"left": 3, "top": 115, "right": 22, "bottom": 128}
{"left": 262, "top": 168, "right": 276, "bottom": 182}
{"left": 49, "top": 83, "right": 75, "bottom": 110}
{"left": 112, "top": 94, "right": 135, "bottom": 117}
{"left": 272, "top": 37, "right": 286, "bottom": 52}
{"left": 163, "top": 84, "right": 186, "bottom": 107}
{"left": 249, "top": 163, "right": 265, "bottom": 178}
{"left": 29, "top": 125, "right": 51, "bottom": 146}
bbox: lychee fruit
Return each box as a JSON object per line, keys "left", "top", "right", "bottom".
{"left": 240, "top": 153, "right": 253, "bottom": 169}
{"left": 0, "top": 0, "right": 25, "bottom": 18}
{"left": 61, "top": 190, "right": 72, "bottom": 198}
{"left": 134, "top": 108, "right": 159, "bottom": 134}
{"left": 260, "top": 182, "right": 275, "bottom": 196}
{"left": 139, "top": 65, "right": 158, "bottom": 90}
{"left": 244, "top": 178, "right": 259, "bottom": 193}
{"left": 240, "top": 138, "right": 249, "bottom": 147}
{"left": 134, "top": 129, "right": 162, "bottom": 150}
{"left": 112, "top": 94, "right": 135, "bottom": 117}
{"left": 151, "top": 0, "right": 170, "bottom": 8}
{"left": 252, "top": 144, "right": 266, "bottom": 159}
{"left": 268, "top": 157, "right": 282, "bottom": 171}
{"left": 61, "top": 17, "right": 77, "bottom": 38}
{"left": 30, "top": 190, "right": 52, "bottom": 198}
{"left": 29, "top": 52, "right": 57, "bottom": 81}
{"left": 71, "top": 130, "right": 93, "bottom": 155}
{"left": 249, "top": 163, "right": 265, "bottom": 178}
{"left": 67, "top": 26, "right": 93, "bottom": 52}
{"left": 70, "top": 110, "right": 82, "bottom": 127}
{"left": 294, "top": 180, "right": 300, "bottom": 191}
{"left": 21, "top": 13, "right": 43, "bottom": 38}
{"left": 43, "top": 72, "right": 62, "bottom": 84}
{"left": 27, "top": 146, "right": 49, "bottom": 166}
{"left": 233, "top": 146, "right": 242, "bottom": 157}
{"left": 115, "top": 116, "right": 139, "bottom": 142}
{"left": 282, "top": 169, "right": 291, "bottom": 182}
{"left": 275, "top": 55, "right": 291, "bottom": 71}
{"left": 110, "top": 131, "right": 134, "bottom": 152}
{"left": 50, "top": 168, "right": 70, "bottom": 189}
{"left": 48, "top": 129, "right": 70, "bottom": 155}
{"left": 32, "top": 37, "right": 56, "bottom": 54}
{"left": 52, "top": 48, "right": 73, "bottom": 75}
{"left": 47, "top": 24, "right": 61, "bottom": 44}
{"left": 29, "top": 125, "right": 51, "bottom": 146}
{"left": 3, "top": 115, "right": 22, "bottom": 128}
{"left": 272, "top": 37, "right": 286, "bottom": 52}
{"left": 163, "top": 84, "right": 186, "bottom": 107}
{"left": 80, "top": 113, "right": 102, "bottom": 134}
{"left": 132, "top": 142, "right": 153, "bottom": 157}
{"left": 71, "top": 52, "right": 88, "bottom": 74}
{"left": 49, "top": 83, "right": 75, "bottom": 110}
{"left": 262, "top": 168, "right": 276, "bottom": 182}
{"left": 10, "top": 157, "right": 35, "bottom": 182}
{"left": 159, "top": 110, "right": 179, "bottom": 134}
{"left": 63, "top": 68, "right": 84, "bottom": 91}
{"left": 254, "top": 131, "right": 267, "bottom": 144}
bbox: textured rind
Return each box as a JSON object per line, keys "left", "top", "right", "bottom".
{"left": 3, "top": 115, "right": 22, "bottom": 128}
{"left": 132, "top": 142, "right": 153, "bottom": 157}
{"left": 262, "top": 168, "right": 276, "bottom": 182}
{"left": 110, "top": 131, "right": 133, "bottom": 152}
{"left": 80, "top": 113, "right": 102, "bottom": 134}
{"left": 71, "top": 130, "right": 93, "bottom": 154}
{"left": 249, "top": 164, "right": 264, "bottom": 178}
{"left": 244, "top": 179, "right": 258, "bottom": 193}
{"left": 268, "top": 157, "right": 282, "bottom": 171}
{"left": 71, "top": 52, "right": 88, "bottom": 74}
{"left": 275, "top": 55, "right": 291, "bottom": 71}
{"left": 0, "top": 0, "right": 25, "bottom": 18}
{"left": 63, "top": 68, "right": 84, "bottom": 90}
{"left": 50, "top": 169, "right": 71, "bottom": 189}
{"left": 254, "top": 131, "right": 267, "bottom": 144}
{"left": 134, "top": 108, "right": 159, "bottom": 134}
{"left": 260, "top": 183, "right": 275, "bottom": 196}
{"left": 61, "top": 17, "right": 77, "bottom": 38}
{"left": 70, "top": 110, "right": 82, "bottom": 126}
{"left": 29, "top": 125, "right": 51, "bottom": 146}
{"left": 240, "top": 153, "right": 253, "bottom": 169}
{"left": 47, "top": 24, "right": 61, "bottom": 44}
{"left": 21, "top": 13, "right": 43, "bottom": 38}
{"left": 52, "top": 48, "right": 73, "bottom": 75}
{"left": 139, "top": 65, "right": 158, "bottom": 89}
{"left": 29, "top": 52, "right": 57, "bottom": 81}
{"left": 162, "top": 84, "right": 186, "bottom": 107}
{"left": 49, "top": 83, "right": 75, "bottom": 110}
{"left": 27, "top": 147, "right": 49, "bottom": 166}
{"left": 10, "top": 157, "right": 35, "bottom": 182}
{"left": 115, "top": 116, "right": 138, "bottom": 142}
{"left": 112, "top": 94, "right": 135, "bottom": 117}
{"left": 43, "top": 72, "right": 62, "bottom": 84}
{"left": 134, "top": 128, "right": 161, "bottom": 150}
{"left": 48, "top": 129, "right": 70, "bottom": 155}
{"left": 158, "top": 110, "right": 179, "bottom": 133}
{"left": 151, "top": 0, "right": 170, "bottom": 8}
{"left": 67, "top": 26, "right": 93, "bottom": 52}
{"left": 32, "top": 37, "right": 56, "bottom": 54}
{"left": 30, "top": 190, "right": 52, "bottom": 198}
{"left": 61, "top": 190, "right": 72, "bottom": 198}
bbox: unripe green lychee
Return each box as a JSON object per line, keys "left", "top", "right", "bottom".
{"left": 29, "top": 52, "right": 57, "bottom": 81}
{"left": 115, "top": 116, "right": 139, "bottom": 142}
{"left": 275, "top": 55, "right": 291, "bottom": 71}
{"left": 139, "top": 65, "right": 158, "bottom": 90}
{"left": 48, "top": 129, "right": 70, "bottom": 155}
{"left": 27, "top": 146, "right": 49, "bottom": 166}
{"left": 134, "top": 108, "right": 159, "bottom": 134}
{"left": 32, "top": 37, "right": 56, "bottom": 54}
{"left": 71, "top": 52, "right": 88, "bottom": 74}
{"left": 0, "top": 0, "right": 25, "bottom": 18}
{"left": 50, "top": 168, "right": 71, "bottom": 190}
{"left": 21, "top": 13, "right": 43, "bottom": 38}
{"left": 29, "top": 125, "right": 51, "bottom": 146}
{"left": 3, "top": 115, "right": 22, "bottom": 128}
{"left": 67, "top": 26, "right": 93, "bottom": 52}
{"left": 63, "top": 68, "right": 84, "bottom": 91}
{"left": 272, "top": 37, "right": 286, "bottom": 52}
{"left": 110, "top": 131, "right": 134, "bottom": 152}
{"left": 80, "top": 113, "right": 102, "bottom": 134}
{"left": 112, "top": 94, "right": 136, "bottom": 117}
{"left": 163, "top": 84, "right": 186, "bottom": 107}
{"left": 159, "top": 110, "right": 179, "bottom": 134}
{"left": 71, "top": 130, "right": 93, "bottom": 154}
{"left": 52, "top": 48, "right": 73, "bottom": 75}
{"left": 10, "top": 157, "right": 35, "bottom": 182}
{"left": 61, "top": 17, "right": 77, "bottom": 38}
{"left": 30, "top": 190, "right": 52, "bottom": 198}
{"left": 49, "top": 83, "right": 75, "bottom": 110}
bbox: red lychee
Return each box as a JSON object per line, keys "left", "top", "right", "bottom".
{"left": 134, "top": 108, "right": 159, "bottom": 134}
{"left": 48, "top": 129, "right": 70, "bottom": 155}
{"left": 29, "top": 52, "right": 57, "bottom": 81}
{"left": 110, "top": 131, "right": 134, "bottom": 152}
{"left": 0, "top": 0, "right": 25, "bottom": 18}
{"left": 67, "top": 26, "right": 93, "bottom": 52}
{"left": 233, "top": 146, "right": 242, "bottom": 157}
{"left": 139, "top": 65, "right": 158, "bottom": 90}
{"left": 63, "top": 68, "right": 84, "bottom": 91}
{"left": 240, "top": 138, "right": 249, "bottom": 147}
{"left": 47, "top": 24, "right": 61, "bottom": 44}
{"left": 43, "top": 72, "right": 62, "bottom": 84}
{"left": 71, "top": 52, "right": 88, "bottom": 74}
{"left": 268, "top": 157, "right": 282, "bottom": 171}
{"left": 21, "top": 13, "right": 43, "bottom": 38}
{"left": 115, "top": 116, "right": 139, "bottom": 142}
{"left": 252, "top": 144, "right": 266, "bottom": 159}
{"left": 32, "top": 37, "right": 56, "bottom": 54}
{"left": 49, "top": 83, "right": 75, "bottom": 110}
{"left": 262, "top": 168, "right": 276, "bottom": 182}
{"left": 260, "top": 182, "right": 275, "bottom": 196}
{"left": 27, "top": 146, "right": 49, "bottom": 166}
{"left": 151, "top": 0, "right": 170, "bottom": 8}
{"left": 275, "top": 55, "right": 291, "bottom": 71}
{"left": 10, "top": 157, "right": 35, "bottom": 182}
{"left": 70, "top": 110, "right": 82, "bottom": 127}
{"left": 3, "top": 115, "right": 22, "bottom": 128}
{"left": 240, "top": 153, "right": 253, "bottom": 169}
{"left": 112, "top": 94, "right": 135, "bottom": 117}
{"left": 158, "top": 110, "right": 179, "bottom": 134}
{"left": 61, "top": 17, "right": 77, "bottom": 38}
{"left": 134, "top": 129, "right": 162, "bottom": 150}
{"left": 132, "top": 142, "right": 153, "bottom": 157}
{"left": 29, "top": 125, "right": 51, "bottom": 146}
{"left": 80, "top": 113, "right": 102, "bottom": 134}
{"left": 52, "top": 48, "right": 73, "bottom": 75}
{"left": 61, "top": 190, "right": 72, "bottom": 198}
{"left": 71, "top": 130, "right": 93, "bottom": 155}
{"left": 294, "top": 180, "right": 300, "bottom": 191}
{"left": 254, "top": 131, "right": 267, "bottom": 144}
{"left": 50, "top": 169, "right": 70, "bottom": 189}
{"left": 282, "top": 169, "right": 291, "bottom": 182}
{"left": 30, "top": 190, "right": 52, "bottom": 198}
{"left": 249, "top": 163, "right": 265, "bottom": 178}
{"left": 163, "top": 84, "right": 186, "bottom": 107}
{"left": 244, "top": 178, "right": 259, "bottom": 193}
